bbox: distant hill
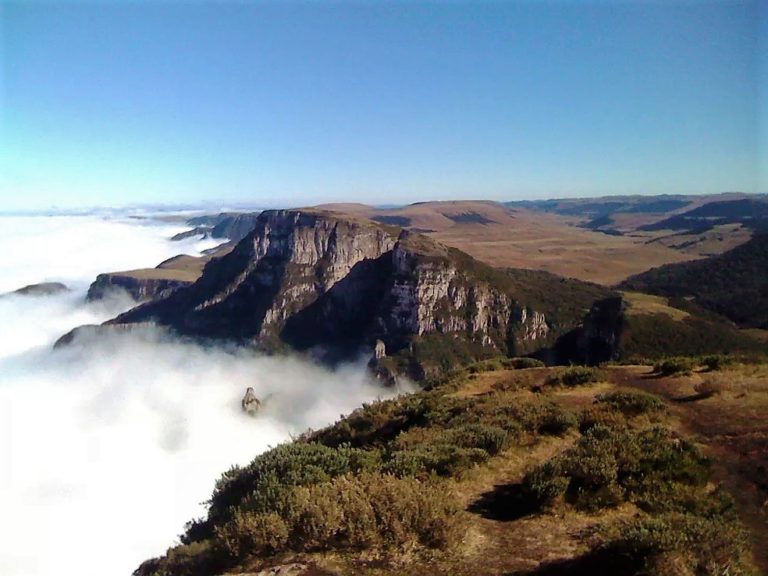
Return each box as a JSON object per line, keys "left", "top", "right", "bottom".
{"left": 620, "top": 234, "right": 768, "bottom": 329}
{"left": 638, "top": 199, "right": 768, "bottom": 234}
{"left": 313, "top": 200, "right": 698, "bottom": 285}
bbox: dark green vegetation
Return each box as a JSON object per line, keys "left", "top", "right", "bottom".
{"left": 639, "top": 199, "right": 768, "bottom": 234}
{"left": 135, "top": 360, "right": 762, "bottom": 576}
{"left": 505, "top": 195, "right": 695, "bottom": 218}
{"left": 501, "top": 268, "right": 615, "bottom": 336}
{"left": 621, "top": 234, "right": 768, "bottom": 329}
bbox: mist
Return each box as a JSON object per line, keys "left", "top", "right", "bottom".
{"left": 0, "top": 214, "right": 398, "bottom": 576}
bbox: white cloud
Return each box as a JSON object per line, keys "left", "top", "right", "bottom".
{"left": 0, "top": 215, "right": 396, "bottom": 576}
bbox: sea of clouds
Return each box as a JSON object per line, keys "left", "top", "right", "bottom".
{"left": 0, "top": 213, "right": 396, "bottom": 576}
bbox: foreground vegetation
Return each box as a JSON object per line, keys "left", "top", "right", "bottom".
{"left": 136, "top": 356, "right": 767, "bottom": 576}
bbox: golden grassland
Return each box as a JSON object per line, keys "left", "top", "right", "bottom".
{"left": 316, "top": 201, "right": 749, "bottom": 285}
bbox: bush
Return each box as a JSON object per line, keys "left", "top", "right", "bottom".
{"left": 579, "top": 406, "right": 628, "bottom": 433}
{"left": 547, "top": 366, "right": 599, "bottom": 387}
{"left": 207, "top": 443, "right": 381, "bottom": 526}
{"left": 693, "top": 373, "right": 731, "bottom": 398}
{"left": 502, "top": 357, "right": 545, "bottom": 369}
{"left": 700, "top": 354, "right": 736, "bottom": 371}
{"left": 595, "top": 391, "right": 665, "bottom": 417}
{"left": 521, "top": 426, "right": 710, "bottom": 511}
{"left": 522, "top": 460, "right": 569, "bottom": 505}
{"left": 215, "top": 474, "right": 462, "bottom": 557}
{"left": 653, "top": 357, "right": 695, "bottom": 376}
{"left": 215, "top": 511, "right": 289, "bottom": 559}
{"left": 538, "top": 408, "right": 578, "bottom": 436}
{"left": 468, "top": 358, "right": 504, "bottom": 373}
{"left": 445, "top": 423, "right": 510, "bottom": 455}
{"left": 601, "top": 512, "right": 751, "bottom": 575}
{"left": 385, "top": 445, "right": 489, "bottom": 478}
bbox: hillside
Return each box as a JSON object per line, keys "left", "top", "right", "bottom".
{"left": 112, "top": 210, "right": 611, "bottom": 381}
{"left": 620, "top": 234, "right": 768, "bottom": 329}
{"left": 135, "top": 359, "right": 768, "bottom": 576}
{"left": 87, "top": 245, "right": 233, "bottom": 302}
{"left": 639, "top": 199, "right": 768, "bottom": 234}
{"left": 93, "top": 210, "right": 767, "bottom": 381}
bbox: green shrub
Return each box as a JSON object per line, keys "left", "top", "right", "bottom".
{"left": 579, "top": 406, "right": 628, "bottom": 433}
{"left": 468, "top": 358, "right": 504, "bottom": 373}
{"left": 601, "top": 512, "right": 751, "bottom": 575}
{"left": 700, "top": 354, "right": 736, "bottom": 371}
{"left": 502, "top": 357, "right": 546, "bottom": 369}
{"left": 547, "top": 366, "right": 599, "bottom": 387}
{"left": 595, "top": 391, "right": 665, "bottom": 417}
{"left": 445, "top": 423, "right": 510, "bottom": 455}
{"left": 537, "top": 408, "right": 578, "bottom": 436}
{"left": 521, "top": 426, "right": 710, "bottom": 511}
{"left": 215, "top": 511, "right": 289, "bottom": 559}
{"left": 207, "top": 443, "right": 381, "bottom": 526}
{"left": 653, "top": 357, "right": 695, "bottom": 376}
{"left": 213, "top": 474, "right": 462, "bottom": 559}
{"left": 385, "top": 445, "right": 489, "bottom": 478}
{"left": 522, "top": 460, "right": 569, "bottom": 505}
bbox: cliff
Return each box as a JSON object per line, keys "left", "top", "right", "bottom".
{"left": 87, "top": 249, "right": 232, "bottom": 303}
{"left": 113, "top": 209, "right": 555, "bottom": 379}
{"left": 87, "top": 271, "right": 195, "bottom": 302}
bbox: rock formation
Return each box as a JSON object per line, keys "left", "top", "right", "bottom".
{"left": 87, "top": 273, "right": 193, "bottom": 302}
{"left": 241, "top": 387, "right": 261, "bottom": 415}
{"left": 3, "top": 282, "right": 69, "bottom": 297}
{"left": 109, "top": 209, "right": 553, "bottom": 380}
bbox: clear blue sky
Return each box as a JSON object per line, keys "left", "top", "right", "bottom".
{"left": 1, "top": 0, "right": 764, "bottom": 210}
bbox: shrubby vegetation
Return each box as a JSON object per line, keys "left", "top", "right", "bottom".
{"left": 215, "top": 473, "right": 461, "bottom": 559}
{"left": 518, "top": 388, "right": 753, "bottom": 576}
{"left": 546, "top": 366, "right": 600, "bottom": 387}
{"left": 136, "top": 362, "right": 755, "bottom": 576}
{"left": 653, "top": 357, "right": 695, "bottom": 376}
{"left": 620, "top": 233, "right": 768, "bottom": 329}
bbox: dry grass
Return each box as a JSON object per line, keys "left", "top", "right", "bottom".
{"left": 315, "top": 201, "right": 708, "bottom": 285}
{"left": 620, "top": 291, "right": 689, "bottom": 320}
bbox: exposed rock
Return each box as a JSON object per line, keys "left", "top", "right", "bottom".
{"left": 185, "top": 212, "right": 262, "bottom": 242}
{"left": 374, "top": 339, "right": 386, "bottom": 359}
{"left": 111, "top": 209, "right": 553, "bottom": 380}
{"left": 53, "top": 322, "right": 160, "bottom": 349}
{"left": 241, "top": 387, "right": 261, "bottom": 415}
{"left": 87, "top": 273, "right": 193, "bottom": 302}
{"left": 3, "top": 281, "right": 70, "bottom": 297}
{"left": 170, "top": 226, "right": 211, "bottom": 241}
{"left": 87, "top": 249, "right": 232, "bottom": 304}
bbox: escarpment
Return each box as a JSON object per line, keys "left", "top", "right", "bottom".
{"left": 113, "top": 209, "right": 557, "bottom": 379}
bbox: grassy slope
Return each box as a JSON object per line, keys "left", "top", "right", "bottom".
{"left": 620, "top": 234, "right": 768, "bottom": 329}
{"left": 137, "top": 360, "right": 768, "bottom": 576}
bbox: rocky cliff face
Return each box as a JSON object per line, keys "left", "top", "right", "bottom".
{"left": 113, "top": 210, "right": 552, "bottom": 379}
{"left": 87, "top": 273, "right": 193, "bottom": 302}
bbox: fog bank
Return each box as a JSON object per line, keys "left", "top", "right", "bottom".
{"left": 0, "top": 214, "right": 396, "bottom": 576}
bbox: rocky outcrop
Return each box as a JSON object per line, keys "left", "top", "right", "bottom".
{"left": 3, "top": 282, "right": 69, "bottom": 297}
{"left": 87, "top": 273, "right": 193, "bottom": 302}
{"left": 182, "top": 212, "right": 262, "bottom": 242}
{"left": 112, "top": 209, "right": 553, "bottom": 379}
{"left": 241, "top": 387, "right": 261, "bottom": 416}
{"left": 171, "top": 226, "right": 211, "bottom": 241}
{"left": 87, "top": 248, "right": 233, "bottom": 303}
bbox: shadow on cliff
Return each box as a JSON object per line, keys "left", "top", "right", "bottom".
{"left": 280, "top": 252, "right": 397, "bottom": 362}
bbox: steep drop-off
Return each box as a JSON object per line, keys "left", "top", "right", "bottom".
{"left": 114, "top": 210, "right": 559, "bottom": 379}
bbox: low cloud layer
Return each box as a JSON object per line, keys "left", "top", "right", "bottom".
{"left": 0, "top": 214, "right": 396, "bottom": 576}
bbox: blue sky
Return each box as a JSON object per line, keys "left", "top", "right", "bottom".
{"left": 0, "top": 0, "right": 764, "bottom": 210}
